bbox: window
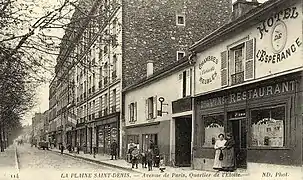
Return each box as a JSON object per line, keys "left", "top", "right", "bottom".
{"left": 127, "top": 135, "right": 139, "bottom": 146}
{"left": 176, "top": 14, "right": 185, "bottom": 26}
{"left": 177, "top": 51, "right": 185, "bottom": 60}
{"left": 112, "top": 55, "right": 117, "bottom": 79}
{"left": 112, "top": 89, "right": 116, "bottom": 106}
{"left": 203, "top": 114, "right": 225, "bottom": 147}
{"left": 104, "top": 93, "right": 108, "bottom": 108}
{"left": 251, "top": 105, "right": 285, "bottom": 147}
{"left": 234, "top": 47, "right": 244, "bottom": 73}
{"left": 147, "top": 97, "right": 154, "bottom": 119}
{"left": 129, "top": 102, "right": 135, "bottom": 122}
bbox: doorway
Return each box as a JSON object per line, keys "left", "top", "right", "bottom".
{"left": 228, "top": 110, "right": 247, "bottom": 169}
{"left": 175, "top": 116, "right": 192, "bottom": 167}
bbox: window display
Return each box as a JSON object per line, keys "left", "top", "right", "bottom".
{"left": 203, "top": 114, "right": 224, "bottom": 147}
{"left": 251, "top": 106, "right": 285, "bottom": 147}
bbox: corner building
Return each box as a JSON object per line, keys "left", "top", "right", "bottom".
{"left": 190, "top": 0, "right": 302, "bottom": 175}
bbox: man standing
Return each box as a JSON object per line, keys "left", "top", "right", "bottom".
{"left": 110, "top": 139, "right": 118, "bottom": 160}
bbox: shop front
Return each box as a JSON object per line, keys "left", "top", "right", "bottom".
{"left": 125, "top": 120, "right": 170, "bottom": 164}
{"left": 193, "top": 72, "right": 302, "bottom": 171}
{"left": 94, "top": 113, "right": 119, "bottom": 156}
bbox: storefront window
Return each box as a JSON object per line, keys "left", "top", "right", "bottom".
{"left": 251, "top": 105, "right": 285, "bottom": 147}
{"left": 203, "top": 114, "right": 224, "bottom": 147}
{"left": 142, "top": 134, "right": 157, "bottom": 151}
{"left": 127, "top": 135, "right": 139, "bottom": 149}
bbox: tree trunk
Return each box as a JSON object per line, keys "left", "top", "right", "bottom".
{"left": 0, "top": 122, "right": 3, "bottom": 152}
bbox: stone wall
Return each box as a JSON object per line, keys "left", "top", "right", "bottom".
{"left": 122, "top": 0, "right": 232, "bottom": 88}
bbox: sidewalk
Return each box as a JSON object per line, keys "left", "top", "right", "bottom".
{"left": 0, "top": 145, "right": 19, "bottom": 180}
{"left": 49, "top": 148, "right": 245, "bottom": 175}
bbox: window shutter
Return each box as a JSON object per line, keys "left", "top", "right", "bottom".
{"left": 186, "top": 69, "right": 191, "bottom": 96}
{"left": 145, "top": 99, "right": 149, "bottom": 120}
{"left": 244, "top": 38, "right": 255, "bottom": 81}
{"left": 179, "top": 73, "right": 183, "bottom": 98}
{"left": 220, "top": 51, "right": 228, "bottom": 87}
{"left": 134, "top": 102, "right": 137, "bottom": 121}
{"left": 128, "top": 104, "right": 131, "bottom": 122}
{"left": 153, "top": 96, "right": 157, "bottom": 118}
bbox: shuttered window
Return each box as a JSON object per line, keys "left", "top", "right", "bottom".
{"left": 221, "top": 51, "right": 228, "bottom": 87}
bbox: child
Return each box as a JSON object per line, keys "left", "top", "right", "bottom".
{"left": 141, "top": 151, "right": 147, "bottom": 168}
{"left": 159, "top": 156, "right": 166, "bottom": 173}
{"left": 131, "top": 146, "right": 140, "bottom": 169}
{"left": 146, "top": 149, "right": 153, "bottom": 171}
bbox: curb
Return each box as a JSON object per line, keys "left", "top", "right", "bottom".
{"left": 50, "top": 150, "right": 137, "bottom": 173}
{"left": 14, "top": 146, "right": 20, "bottom": 171}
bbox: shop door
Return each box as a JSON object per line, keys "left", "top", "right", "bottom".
{"left": 175, "top": 117, "right": 192, "bottom": 167}
{"left": 229, "top": 118, "right": 247, "bottom": 169}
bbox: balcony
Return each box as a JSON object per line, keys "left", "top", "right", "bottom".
{"left": 231, "top": 71, "right": 244, "bottom": 85}
{"left": 112, "top": 71, "right": 117, "bottom": 80}
{"left": 111, "top": 105, "right": 116, "bottom": 113}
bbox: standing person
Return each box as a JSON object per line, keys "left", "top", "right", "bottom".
{"left": 128, "top": 140, "right": 136, "bottom": 163}
{"left": 153, "top": 146, "right": 160, "bottom": 167}
{"left": 146, "top": 149, "right": 153, "bottom": 171}
{"left": 141, "top": 150, "right": 147, "bottom": 168}
{"left": 110, "top": 140, "right": 118, "bottom": 160}
{"left": 149, "top": 140, "right": 155, "bottom": 152}
{"left": 222, "top": 133, "right": 236, "bottom": 172}
{"left": 213, "top": 133, "right": 227, "bottom": 170}
{"left": 131, "top": 146, "right": 140, "bottom": 169}
{"left": 60, "top": 143, "right": 64, "bottom": 154}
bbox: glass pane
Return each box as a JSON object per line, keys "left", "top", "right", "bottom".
{"left": 203, "top": 114, "right": 224, "bottom": 147}
{"left": 251, "top": 106, "right": 285, "bottom": 147}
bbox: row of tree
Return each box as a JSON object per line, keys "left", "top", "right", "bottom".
{"left": 0, "top": 0, "right": 119, "bottom": 150}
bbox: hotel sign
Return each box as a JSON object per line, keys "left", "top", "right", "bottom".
{"left": 199, "top": 80, "right": 295, "bottom": 109}
{"left": 256, "top": 6, "right": 301, "bottom": 64}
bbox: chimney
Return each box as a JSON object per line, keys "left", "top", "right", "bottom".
{"left": 146, "top": 60, "right": 154, "bottom": 78}
{"left": 231, "top": 0, "right": 261, "bottom": 20}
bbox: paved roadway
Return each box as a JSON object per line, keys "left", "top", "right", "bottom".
{"left": 16, "top": 144, "right": 134, "bottom": 180}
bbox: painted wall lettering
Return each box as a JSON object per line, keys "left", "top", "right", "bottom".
{"left": 199, "top": 80, "right": 295, "bottom": 109}
{"left": 257, "top": 7, "right": 299, "bottom": 39}
{"left": 256, "top": 37, "right": 301, "bottom": 63}
{"left": 198, "top": 56, "right": 218, "bottom": 84}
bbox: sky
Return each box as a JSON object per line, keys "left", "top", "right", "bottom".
{"left": 22, "top": 0, "right": 268, "bottom": 126}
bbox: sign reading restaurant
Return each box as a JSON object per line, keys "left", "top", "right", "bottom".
{"left": 256, "top": 6, "right": 301, "bottom": 64}
{"left": 199, "top": 80, "right": 295, "bottom": 109}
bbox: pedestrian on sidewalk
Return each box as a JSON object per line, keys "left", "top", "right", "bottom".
{"left": 153, "top": 146, "right": 160, "bottom": 167}
{"left": 213, "top": 133, "right": 226, "bottom": 171}
{"left": 131, "top": 146, "right": 139, "bottom": 169}
{"left": 159, "top": 155, "right": 166, "bottom": 173}
{"left": 222, "top": 133, "right": 236, "bottom": 172}
{"left": 60, "top": 143, "right": 64, "bottom": 154}
{"left": 146, "top": 149, "right": 153, "bottom": 171}
{"left": 141, "top": 150, "right": 147, "bottom": 168}
{"left": 110, "top": 140, "right": 118, "bottom": 160}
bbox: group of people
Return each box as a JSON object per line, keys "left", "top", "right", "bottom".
{"left": 213, "top": 132, "right": 236, "bottom": 172}
{"left": 128, "top": 140, "right": 164, "bottom": 171}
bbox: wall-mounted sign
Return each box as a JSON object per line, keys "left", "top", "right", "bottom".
{"left": 198, "top": 56, "right": 218, "bottom": 84}
{"left": 271, "top": 21, "right": 287, "bottom": 53}
{"left": 256, "top": 6, "right": 301, "bottom": 64}
{"left": 199, "top": 80, "right": 295, "bottom": 109}
{"left": 257, "top": 7, "right": 299, "bottom": 40}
